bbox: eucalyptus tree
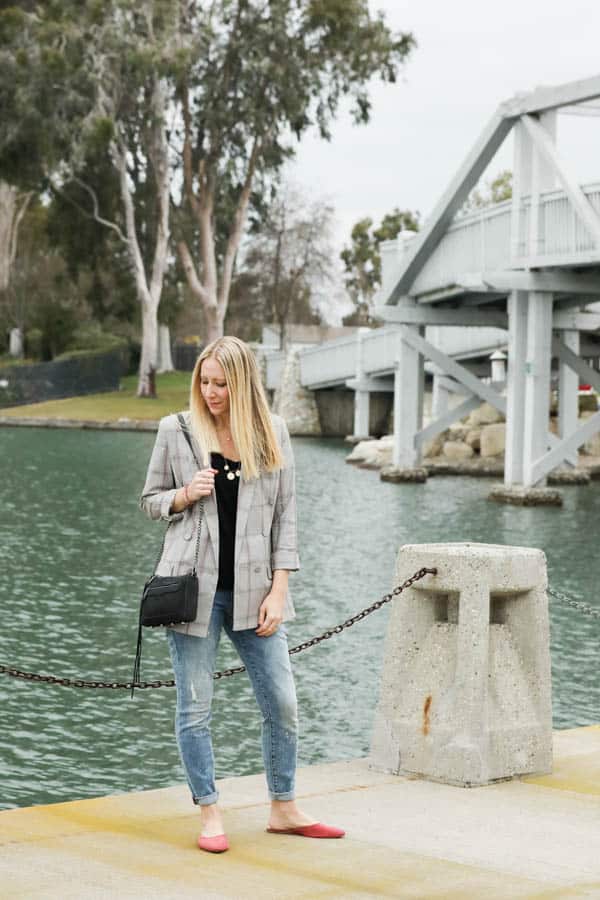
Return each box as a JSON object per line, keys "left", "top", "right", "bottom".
{"left": 0, "top": 0, "right": 181, "bottom": 395}
{"left": 173, "top": 0, "right": 415, "bottom": 341}
{"left": 0, "top": 3, "right": 43, "bottom": 300}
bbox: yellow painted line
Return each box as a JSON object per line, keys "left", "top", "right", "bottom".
{"left": 523, "top": 753, "right": 600, "bottom": 795}
{"left": 1, "top": 819, "right": 560, "bottom": 900}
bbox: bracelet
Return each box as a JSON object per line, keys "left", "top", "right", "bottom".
{"left": 183, "top": 483, "right": 191, "bottom": 505}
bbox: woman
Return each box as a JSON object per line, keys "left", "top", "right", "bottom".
{"left": 140, "top": 336, "right": 344, "bottom": 853}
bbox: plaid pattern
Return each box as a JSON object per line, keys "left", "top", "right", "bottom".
{"left": 139, "top": 410, "right": 299, "bottom": 637}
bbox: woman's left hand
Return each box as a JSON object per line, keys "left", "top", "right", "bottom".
{"left": 255, "top": 590, "right": 286, "bottom": 637}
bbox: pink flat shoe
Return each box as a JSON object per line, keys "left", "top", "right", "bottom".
{"left": 197, "top": 833, "right": 229, "bottom": 853}
{"left": 266, "top": 822, "right": 345, "bottom": 839}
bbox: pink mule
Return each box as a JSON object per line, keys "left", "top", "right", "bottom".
{"left": 197, "top": 833, "right": 229, "bottom": 853}
{"left": 266, "top": 822, "right": 345, "bottom": 839}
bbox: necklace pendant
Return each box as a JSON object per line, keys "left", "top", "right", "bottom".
{"left": 224, "top": 462, "right": 230, "bottom": 471}
{"left": 235, "top": 469, "right": 240, "bottom": 477}
{"left": 227, "top": 471, "right": 235, "bottom": 481}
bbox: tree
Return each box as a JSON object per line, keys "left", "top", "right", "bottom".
{"left": 0, "top": 1, "right": 179, "bottom": 396}
{"left": 462, "top": 169, "right": 512, "bottom": 213}
{"left": 341, "top": 207, "right": 419, "bottom": 325}
{"left": 174, "top": 0, "right": 415, "bottom": 342}
{"left": 240, "top": 185, "right": 331, "bottom": 350}
{"left": 1, "top": 200, "right": 90, "bottom": 361}
{"left": 0, "top": 182, "right": 32, "bottom": 298}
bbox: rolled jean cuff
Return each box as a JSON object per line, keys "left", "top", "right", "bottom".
{"left": 192, "top": 791, "right": 219, "bottom": 806}
{"left": 269, "top": 789, "right": 295, "bottom": 802}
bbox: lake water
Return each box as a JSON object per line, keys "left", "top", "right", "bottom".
{"left": 1, "top": 425, "right": 599, "bottom": 810}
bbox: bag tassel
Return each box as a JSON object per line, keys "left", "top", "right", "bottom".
{"left": 131, "top": 617, "right": 143, "bottom": 699}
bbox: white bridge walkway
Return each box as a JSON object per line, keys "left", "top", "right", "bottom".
{"left": 269, "top": 74, "right": 600, "bottom": 493}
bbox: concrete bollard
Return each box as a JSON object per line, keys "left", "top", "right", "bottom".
{"left": 370, "top": 542, "right": 552, "bottom": 786}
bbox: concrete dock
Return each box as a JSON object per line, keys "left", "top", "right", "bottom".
{"left": 2, "top": 725, "right": 599, "bottom": 899}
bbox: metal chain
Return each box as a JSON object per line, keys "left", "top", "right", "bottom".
{"left": 548, "top": 586, "right": 600, "bottom": 620}
{"left": 0, "top": 567, "right": 437, "bottom": 691}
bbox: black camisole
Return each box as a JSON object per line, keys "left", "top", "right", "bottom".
{"left": 211, "top": 452, "right": 241, "bottom": 590}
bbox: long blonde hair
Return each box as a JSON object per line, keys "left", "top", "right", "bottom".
{"left": 189, "top": 336, "right": 284, "bottom": 480}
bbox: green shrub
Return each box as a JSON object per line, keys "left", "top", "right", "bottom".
{"left": 65, "top": 323, "right": 126, "bottom": 353}
{"left": 54, "top": 342, "right": 127, "bottom": 362}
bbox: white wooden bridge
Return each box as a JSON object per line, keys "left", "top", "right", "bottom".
{"left": 268, "top": 73, "right": 600, "bottom": 493}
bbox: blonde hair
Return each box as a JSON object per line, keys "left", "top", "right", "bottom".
{"left": 189, "top": 336, "right": 284, "bottom": 480}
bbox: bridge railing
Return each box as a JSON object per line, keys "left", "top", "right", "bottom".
{"left": 361, "top": 326, "right": 404, "bottom": 376}
{"left": 391, "top": 180, "right": 600, "bottom": 299}
{"left": 298, "top": 333, "right": 359, "bottom": 388}
{"left": 264, "top": 322, "right": 507, "bottom": 392}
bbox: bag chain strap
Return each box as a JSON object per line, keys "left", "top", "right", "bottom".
{"left": 150, "top": 413, "right": 204, "bottom": 578}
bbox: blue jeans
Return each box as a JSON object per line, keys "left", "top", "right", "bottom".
{"left": 166, "top": 589, "right": 298, "bottom": 805}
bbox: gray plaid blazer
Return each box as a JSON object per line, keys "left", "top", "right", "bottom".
{"left": 139, "top": 410, "right": 299, "bottom": 637}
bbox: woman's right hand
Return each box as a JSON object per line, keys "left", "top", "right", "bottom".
{"left": 187, "top": 467, "right": 218, "bottom": 501}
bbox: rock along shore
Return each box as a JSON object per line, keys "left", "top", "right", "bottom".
{"left": 345, "top": 400, "right": 600, "bottom": 481}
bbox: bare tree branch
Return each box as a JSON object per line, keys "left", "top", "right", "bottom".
{"left": 68, "top": 175, "right": 130, "bottom": 244}
{"left": 178, "top": 239, "right": 210, "bottom": 305}
{"left": 218, "top": 135, "right": 261, "bottom": 307}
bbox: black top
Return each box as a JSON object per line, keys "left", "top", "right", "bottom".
{"left": 211, "top": 452, "right": 241, "bottom": 590}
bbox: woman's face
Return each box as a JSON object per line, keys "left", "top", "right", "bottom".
{"left": 200, "top": 356, "right": 230, "bottom": 418}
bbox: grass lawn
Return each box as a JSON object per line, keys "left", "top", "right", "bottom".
{"left": 0, "top": 372, "right": 192, "bottom": 421}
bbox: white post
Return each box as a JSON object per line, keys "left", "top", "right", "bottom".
{"left": 9, "top": 327, "right": 23, "bottom": 358}
{"left": 504, "top": 291, "right": 528, "bottom": 488}
{"left": 522, "top": 293, "right": 554, "bottom": 487}
{"left": 490, "top": 350, "right": 507, "bottom": 383}
{"left": 558, "top": 329, "right": 580, "bottom": 467}
{"left": 392, "top": 326, "right": 424, "bottom": 468}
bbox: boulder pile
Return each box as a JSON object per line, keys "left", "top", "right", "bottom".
{"left": 346, "top": 401, "right": 600, "bottom": 473}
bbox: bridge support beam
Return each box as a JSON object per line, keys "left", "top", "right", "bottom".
{"left": 353, "top": 330, "right": 369, "bottom": 439}
{"left": 558, "top": 329, "right": 580, "bottom": 468}
{"left": 392, "top": 327, "right": 424, "bottom": 468}
{"left": 353, "top": 390, "right": 370, "bottom": 440}
{"left": 504, "top": 292, "right": 528, "bottom": 486}
{"left": 502, "top": 291, "right": 559, "bottom": 496}
{"left": 522, "top": 293, "right": 554, "bottom": 487}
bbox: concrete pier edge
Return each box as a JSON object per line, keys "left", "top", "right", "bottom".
{"left": 1, "top": 726, "right": 600, "bottom": 899}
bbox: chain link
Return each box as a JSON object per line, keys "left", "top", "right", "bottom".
{"left": 0, "top": 567, "right": 437, "bottom": 691}
{"left": 548, "top": 586, "right": 600, "bottom": 620}
{"left": 4, "top": 573, "right": 595, "bottom": 691}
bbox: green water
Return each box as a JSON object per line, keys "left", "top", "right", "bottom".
{"left": 1, "top": 426, "right": 599, "bottom": 810}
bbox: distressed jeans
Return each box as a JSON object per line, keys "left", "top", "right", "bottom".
{"left": 166, "top": 589, "right": 298, "bottom": 806}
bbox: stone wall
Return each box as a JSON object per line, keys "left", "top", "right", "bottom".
{"left": 0, "top": 348, "right": 125, "bottom": 408}
{"left": 272, "top": 349, "right": 321, "bottom": 435}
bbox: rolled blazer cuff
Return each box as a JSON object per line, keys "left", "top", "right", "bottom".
{"left": 160, "top": 489, "right": 184, "bottom": 523}
{"left": 271, "top": 551, "right": 300, "bottom": 572}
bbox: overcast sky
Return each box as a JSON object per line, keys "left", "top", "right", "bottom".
{"left": 286, "top": 0, "right": 600, "bottom": 320}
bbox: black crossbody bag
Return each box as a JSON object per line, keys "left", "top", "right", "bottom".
{"left": 131, "top": 413, "right": 204, "bottom": 697}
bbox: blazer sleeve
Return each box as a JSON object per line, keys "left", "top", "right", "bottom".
{"left": 139, "top": 417, "right": 184, "bottom": 523}
{"left": 270, "top": 418, "right": 300, "bottom": 572}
